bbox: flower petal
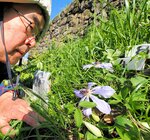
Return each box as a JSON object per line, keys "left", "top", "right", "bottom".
{"left": 81, "top": 97, "right": 92, "bottom": 117}
{"left": 83, "top": 64, "right": 93, "bottom": 70}
{"left": 92, "top": 86, "right": 102, "bottom": 94}
{"left": 88, "top": 82, "right": 97, "bottom": 89}
{"left": 85, "top": 96, "right": 90, "bottom": 101}
{"left": 92, "top": 86, "right": 115, "bottom": 98}
{"left": 80, "top": 96, "right": 87, "bottom": 102}
{"left": 94, "top": 63, "right": 102, "bottom": 68}
{"left": 83, "top": 108, "right": 92, "bottom": 117}
{"left": 90, "top": 95, "right": 111, "bottom": 114}
{"left": 74, "top": 89, "right": 84, "bottom": 98}
{"left": 100, "top": 63, "right": 114, "bottom": 72}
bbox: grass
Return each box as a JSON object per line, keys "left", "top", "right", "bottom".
{"left": 4, "top": 0, "right": 150, "bottom": 139}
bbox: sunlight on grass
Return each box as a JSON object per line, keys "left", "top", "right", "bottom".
{"left": 11, "top": 0, "right": 150, "bottom": 139}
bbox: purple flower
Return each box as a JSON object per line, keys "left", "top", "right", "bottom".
{"left": 74, "top": 82, "right": 115, "bottom": 117}
{"left": 83, "top": 62, "right": 113, "bottom": 72}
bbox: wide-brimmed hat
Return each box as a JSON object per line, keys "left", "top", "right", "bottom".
{"left": 0, "top": 0, "right": 51, "bottom": 40}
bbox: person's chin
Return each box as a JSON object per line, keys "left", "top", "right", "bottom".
{"left": 9, "top": 52, "right": 23, "bottom": 65}
{"left": 0, "top": 56, "right": 19, "bottom": 65}
{"left": 9, "top": 56, "right": 22, "bottom": 65}
{"left": 9, "top": 59, "right": 20, "bottom": 65}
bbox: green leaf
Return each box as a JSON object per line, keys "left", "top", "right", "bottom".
{"left": 64, "top": 102, "right": 75, "bottom": 114}
{"left": 37, "top": 62, "right": 43, "bottom": 70}
{"left": 74, "top": 108, "right": 83, "bottom": 128}
{"left": 141, "top": 128, "right": 150, "bottom": 140}
{"left": 85, "top": 131, "right": 97, "bottom": 140}
{"left": 83, "top": 121, "right": 102, "bottom": 137}
{"left": 130, "top": 91, "right": 147, "bottom": 102}
{"left": 115, "top": 116, "right": 141, "bottom": 140}
{"left": 78, "top": 132, "right": 84, "bottom": 139}
{"left": 79, "top": 101, "right": 96, "bottom": 108}
{"left": 121, "top": 87, "right": 129, "bottom": 99}
{"left": 115, "top": 116, "right": 133, "bottom": 127}
{"left": 112, "top": 93, "right": 122, "bottom": 103}
{"left": 109, "top": 99, "right": 121, "bottom": 104}
{"left": 22, "top": 87, "right": 48, "bottom": 105}
{"left": 131, "top": 76, "right": 147, "bottom": 87}
{"left": 116, "top": 127, "right": 131, "bottom": 140}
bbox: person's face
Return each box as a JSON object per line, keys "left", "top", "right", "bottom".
{"left": 0, "top": 3, "right": 45, "bottom": 64}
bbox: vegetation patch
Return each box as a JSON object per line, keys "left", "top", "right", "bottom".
{"left": 4, "top": 0, "right": 150, "bottom": 139}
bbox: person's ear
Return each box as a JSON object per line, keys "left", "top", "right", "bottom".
{"left": 25, "top": 37, "right": 36, "bottom": 48}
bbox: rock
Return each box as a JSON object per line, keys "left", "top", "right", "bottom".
{"left": 32, "top": 70, "right": 51, "bottom": 102}
{"left": 60, "top": 17, "right": 68, "bottom": 26}
{"left": 82, "top": 9, "right": 92, "bottom": 20}
{"left": 35, "top": 0, "right": 124, "bottom": 52}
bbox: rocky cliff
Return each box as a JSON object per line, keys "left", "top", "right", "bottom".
{"left": 33, "top": 0, "right": 122, "bottom": 55}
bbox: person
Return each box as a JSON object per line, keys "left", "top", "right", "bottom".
{"left": 0, "top": 0, "right": 51, "bottom": 136}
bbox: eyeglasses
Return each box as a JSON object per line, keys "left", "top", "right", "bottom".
{"left": 12, "top": 7, "right": 39, "bottom": 40}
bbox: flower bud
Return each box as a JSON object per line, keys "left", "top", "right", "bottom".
{"left": 3, "top": 80, "right": 9, "bottom": 86}
{"left": 37, "top": 62, "right": 43, "bottom": 70}
{"left": 92, "top": 113, "right": 100, "bottom": 122}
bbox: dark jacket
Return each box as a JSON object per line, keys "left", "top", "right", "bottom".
{"left": 0, "top": 62, "right": 9, "bottom": 83}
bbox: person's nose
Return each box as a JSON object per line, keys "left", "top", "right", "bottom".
{"left": 25, "top": 37, "right": 36, "bottom": 48}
